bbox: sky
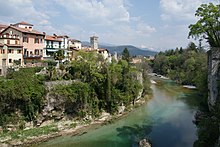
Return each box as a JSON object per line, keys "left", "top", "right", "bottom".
{"left": 0, "top": 0, "right": 219, "bottom": 51}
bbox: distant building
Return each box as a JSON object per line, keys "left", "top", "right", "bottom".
{"left": 68, "top": 39, "right": 82, "bottom": 50}
{"left": 90, "top": 36, "right": 98, "bottom": 49}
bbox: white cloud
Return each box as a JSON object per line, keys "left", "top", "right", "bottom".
{"left": 160, "top": 0, "right": 218, "bottom": 22}
{"left": 0, "top": 0, "right": 50, "bottom": 26}
{"left": 136, "top": 23, "right": 156, "bottom": 36}
{"left": 56, "top": 0, "right": 130, "bottom": 25}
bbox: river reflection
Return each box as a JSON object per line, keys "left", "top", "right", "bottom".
{"left": 34, "top": 79, "right": 198, "bottom": 147}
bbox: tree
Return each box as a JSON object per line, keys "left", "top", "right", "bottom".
{"left": 54, "top": 50, "right": 65, "bottom": 63}
{"left": 188, "top": 3, "right": 220, "bottom": 47}
{"left": 122, "top": 48, "right": 130, "bottom": 62}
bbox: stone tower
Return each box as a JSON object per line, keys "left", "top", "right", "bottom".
{"left": 90, "top": 36, "right": 98, "bottom": 49}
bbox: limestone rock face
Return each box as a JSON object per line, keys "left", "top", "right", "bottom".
{"left": 139, "top": 139, "right": 151, "bottom": 147}
{"left": 207, "top": 48, "right": 220, "bottom": 109}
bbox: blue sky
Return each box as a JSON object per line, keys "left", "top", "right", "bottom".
{"left": 0, "top": 0, "right": 219, "bottom": 51}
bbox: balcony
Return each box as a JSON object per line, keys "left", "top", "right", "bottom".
{"left": 23, "top": 54, "right": 42, "bottom": 59}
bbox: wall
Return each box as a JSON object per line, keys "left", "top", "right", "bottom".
{"left": 207, "top": 47, "right": 220, "bottom": 110}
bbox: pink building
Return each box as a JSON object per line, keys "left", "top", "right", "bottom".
{"left": 0, "top": 21, "right": 45, "bottom": 66}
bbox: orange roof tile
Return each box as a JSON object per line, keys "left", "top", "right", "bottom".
{"left": 45, "top": 35, "right": 62, "bottom": 42}
{"left": 69, "top": 39, "right": 81, "bottom": 42}
{"left": 1, "top": 26, "right": 45, "bottom": 36}
{"left": 13, "top": 21, "right": 33, "bottom": 26}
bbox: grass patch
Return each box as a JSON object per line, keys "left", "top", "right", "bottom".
{"left": 0, "top": 125, "right": 59, "bottom": 141}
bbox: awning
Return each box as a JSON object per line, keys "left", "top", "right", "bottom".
{"left": 46, "top": 49, "right": 58, "bottom": 52}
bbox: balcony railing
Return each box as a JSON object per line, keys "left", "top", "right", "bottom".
{"left": 23, "top": 54, "right": 42, "bottom": 59}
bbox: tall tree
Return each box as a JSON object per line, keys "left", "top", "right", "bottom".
{"left": 188, "top": 3, "right": 220, "bottom": 47}
{"left": 54, "top": 50, "right": 65, "bottom": 63}
{"left": 122, "top": 48, "right": 130, "bottom": 62}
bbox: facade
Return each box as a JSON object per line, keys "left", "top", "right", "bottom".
{"left": 90, "top": 36, "right": 98, "bottom": 49}
{"left": 0, "top": 34, "right": 23, "bottom": 76}
{"left": 68, "top": 39, "right": 82, "bottom": 50}
{"left": 44, "top": 35, "right": 62, "bottom": 60}
{"left": 43, "top": 34, "right": 71, "bottom": 62}
{"left": 0, "top": 22, "right": 45, "bottom": 66}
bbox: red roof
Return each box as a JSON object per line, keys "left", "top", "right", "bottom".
{"left": 69, "top": 39, "right": 81, "bottom": 42}
{"left": 1, "top": 26, "right": 45, "bottom": 36}
{"left": 45, "top": 35, "right": 62, "bottom": 42}
{"left": 13, "top": 21, "right": 33, "bottom": 26}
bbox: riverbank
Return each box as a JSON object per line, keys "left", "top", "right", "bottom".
{"left": 0, "top": 95, "right": 152, "bottom": 147}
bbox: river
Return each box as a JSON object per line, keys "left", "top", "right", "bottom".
{"left": 35, "top": 78, "right": 199, "bottom": 147}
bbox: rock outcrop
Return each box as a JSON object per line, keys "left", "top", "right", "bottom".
{"left": 207, "top": 47, "right": 220, "bottom": 110}
{"left": 139, "top": 138, "right": 151, "bottom": 147}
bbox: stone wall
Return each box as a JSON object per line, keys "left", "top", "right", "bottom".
{"left": 207, "top": 47, "right": 220, "bottom": 110}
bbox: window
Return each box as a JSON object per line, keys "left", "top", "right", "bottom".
{"left": 9, "top": 31, "right": 13, "bottom": 35}
{"left": 15, "top": 40, "right": 18, "bottom": 44}
{"left": 40, "top": 49, "right": 43, "bottom": 55}
{"left": 35, "top": 38, "right": 39, "bottom": 43}
{"left": 8, "top": 49, "right": 14, "bottom": 54}
{"left": 23, "top": 37, "right": 28, "bottom": 43}
{"left": 46, "top": 41, "right": 49, "bottom": 45}
{"left": 7, "top": 40, "right": 10, "bottom": 44}
{"left": 17, "top": 50, "right": 22, "bottom": 54}
{"left": 2, "top": 49, "right": 5, "bottom": 54}
{"left": 35, "top": 49, "right": 39, "bottom": 55}
{"left": 9, "top": 59, "right": 12, "bottom": 63}
{"left": 40, "top": 39, "right": 43, "bottom": 43}
{"left": 59, "top": 42, "right": 61, "bottom": 48}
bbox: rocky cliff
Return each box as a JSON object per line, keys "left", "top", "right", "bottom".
{"left": 207, "top": 47, "right": 220, "bottom": 110}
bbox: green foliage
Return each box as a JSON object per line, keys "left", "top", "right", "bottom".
{"left": 54, "top": 50, "right": 65, "bottom": 62}
{"left": 152, "top": 42, "right": 207, "bottom": 94}
{"left": 188, "top": 3, "right": 220, "bottom": 47}
{"left": 122, "top": 48, "right": 130, "bottom": 62}
{"left": 52, "top": 50, "right": 147, "bottom": 116}
{"left": 0, "top": 125, "right": 58, "bottom": 141}
{"left": 0, "top": 68, "right": 45, "bottom": 127}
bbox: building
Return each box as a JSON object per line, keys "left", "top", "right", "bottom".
{"left": 44, "top": 35, "right": 62, "bottom": 60}
{"left": 68, "top": 39, "right": 82, "bottom": 50}
{"left": 90, "top": 36, "right": 98, "bottom": 49}
{"left": 0, "top": 21, "right": 45, "bottom": 66}
{"left": 44, "top": 34, "right": 71, "bottom": 62}
{"left": 0, "top": 34, "right": 23, "bottom": 76}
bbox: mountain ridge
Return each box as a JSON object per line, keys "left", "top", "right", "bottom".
{"left": 82, "top": 41, "right": 158, "bottom": 56}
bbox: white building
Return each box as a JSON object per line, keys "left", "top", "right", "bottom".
{"left": 68, "top": 39, "right": 82, "bottom": 50}
{"left": 0, "top": 34, "right": 23, "bottom": 76}
{"left": 44, "top": 34, "right": 71, "bottom": 62}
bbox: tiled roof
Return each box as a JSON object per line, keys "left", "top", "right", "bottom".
{"left": 0, "top": 24, "right": 8, "bottom": 32}
{"left": 69, "top": 39, "right": 81, "bottom": 42}
{"left": 13, "top": 21, "right": 33, "bottom": 26}
{"left": 56, "top": 35, "right": 69, "bottom": 38}
{"left": 45, "top": 35, "right": 62, "bottom": 42}
{"left": 2, "top": 26, "right": 45, "bottom": 36}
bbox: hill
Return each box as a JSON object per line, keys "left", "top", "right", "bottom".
{"left": 82, "top": 41, "right": 158, "bottom": 56}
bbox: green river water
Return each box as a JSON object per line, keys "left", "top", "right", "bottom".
{"left": 35, "top": 79, "right": 199, "bottom": 147}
